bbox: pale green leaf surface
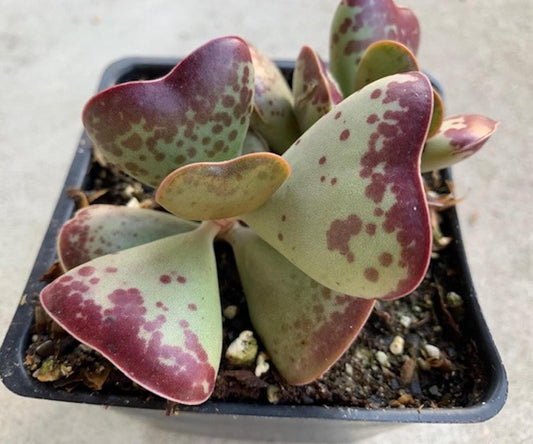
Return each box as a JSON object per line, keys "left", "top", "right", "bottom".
{"left": 243, "top": 72, "right": 433, "bottom": 300}
{"left": 41, "top": 222, "right": 222, "bottom": 404}
{"left": 227, "top": 226, "right": 375, "bottom": 385}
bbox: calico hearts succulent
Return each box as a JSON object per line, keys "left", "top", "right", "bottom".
{"left": 39, "top": 0, "right": 498, "bottom": 405}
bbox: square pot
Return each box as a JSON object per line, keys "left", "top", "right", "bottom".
{"left": 0, "top": 58, "right": 507, "bottom": 442}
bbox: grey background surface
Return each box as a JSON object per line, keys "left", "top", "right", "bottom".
{"left": 1, "top": 1, "right": 531, "bottom": 442}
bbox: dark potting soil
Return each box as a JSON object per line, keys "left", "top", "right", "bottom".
{"left": 24, "top": 158, "right": 488, "bottom": 410}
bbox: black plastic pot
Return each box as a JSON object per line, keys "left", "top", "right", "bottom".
{"left": 0, "top": 58, "right": 507, "bottom": 441}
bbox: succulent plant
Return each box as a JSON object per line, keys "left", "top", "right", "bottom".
{"left": 39, "top": 0, "right": 498, "bottom": 405}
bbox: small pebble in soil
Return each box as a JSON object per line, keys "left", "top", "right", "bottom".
{"left": 35, "top": 339, "right": 55, "bottom": 358}
{"left": 225, "top": 330, "right": 258, "bottom": 365}
{"left": 429, "top": 385, "right": 441, "bottom": 396}
{"left": 345, "top": 363, "right": 354, "bottom": 376}
{"left": 375, "top": 350, "right": 390, "bottom": 367}
{"left": 223, "top": 305, "right": 238, "bottom": 320}
{"left": 400, "top": 357, "right": 416, "bottom": 385}
{"left": 399, "top": 315, "right": 412, "bottom": 328}
{"left": 267, "top": 384, "right": 281, "bottom": 404}
{"left": 126, "top": 197, "right": 141, "bottom": 208}
{"left": 446, "top": 291, "right": 464, "bottom": 308}
{"left": 389, "top": 335, "right": 405, "bottom": 355}
{"left": 123, "top": 185, "right": 138, "bottom": 198}
{"left": 424, "top": 344, "right": 441, "bottom": 359}
{"left": 255, "top": 352, "right": 270, "bottom": 377}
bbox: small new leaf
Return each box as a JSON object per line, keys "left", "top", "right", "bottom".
{"left": 354, "top": 40, "right": 419, "bottom": 92}
{"left": 156, "top": 153, "right": 291, "bottom": 221}
{"left": 354, "top": 40, "right": 443, "bottom": 137}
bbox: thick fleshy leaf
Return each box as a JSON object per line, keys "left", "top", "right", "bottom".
{"left": 292, "top": 46, "right": 343, "bottom": 132}
{"left": 82, "top": 36, "right": 254, "bottom": 188}
{"left": 330, "top": 0, "right": 420, "bottom": 97}
{"left": 226, "top": 226, "right": 375, "bottom": 385}
{"left": 353, "top": 40, "right": 443, "bottom": 137}
{"left": 58, "top": 205, "right": 198, "bottom": 270}
{"left": 40, "top": 222, "right": 222, "bottom": 404}
{"left": 248, "top": 43, "right": 300, "bottom": 154}
{"left": 421, "top": 115, "right": 498, "bottom": 172}
{"left": 156, "top": 153, "right": 291, "bottom": 220}
{"left": 242, "top": 72, "right": 433, "bottom": 300}
{"left": 354, "top": 40, "right": 419, "bottom": 92}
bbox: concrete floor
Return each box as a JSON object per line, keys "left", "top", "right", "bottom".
{"left": 1, "top": 1, "right": 531, "bottom": 442}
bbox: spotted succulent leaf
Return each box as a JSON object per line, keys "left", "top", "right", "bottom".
{"left": 292, "top": 46, "right": 343, "bottom": 132}
{"left": 82, "top": 36, "right": 254, "bottom": 188}
{"left": 156, "top": 153, "right": 290, "bottom": 221}
{"left": 40, "top": 222, "right": 222, "bottom": 404}
{"left": 330, "top": 0, "right": 420, "bottom": 97}
{"left": 421, "top": 115, "right": 499, "bottom": 172}
{"left": 242, "top": 72, "right": 433, "bottom": 300}
{"left": 226, "top": 226, "right": 375, "bottom": 384}
{"left": 248, "top": 43, "right": 300, "bottom": 154}
{"left": 58, "top": 205, "right": 198, "bottom": 270}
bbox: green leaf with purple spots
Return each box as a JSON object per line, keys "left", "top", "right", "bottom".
{"left": 330, "top": 0, "right": 420, "bottom": 97}
{"left": 421, "top": 115, "right": 499, "bottom": 172}
{"left": 226, "top": 226, "right": 375, "bottom": 385}
{"left": 40, "top": 222, "right": 222, "bottom": 405}
{"left": 58, "top": 205, "right": 199, "bottom": 271}
{"left": 156, "top": 153, "right": 291, "bottom": 221}
{"left": 292, "top": 46, "right": 343, "bottom": 132}
{"left": 248, "top": 43, "right": 301, "bottom": 154}
{"left": 242, "top": 72, "right": 433, "bottom": 300}
{"left": 82, "top": 36, "right": 255, "bottom": 188}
